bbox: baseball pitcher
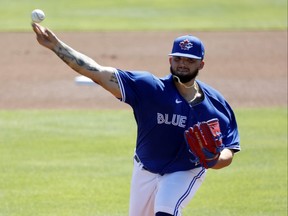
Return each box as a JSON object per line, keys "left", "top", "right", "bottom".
{"left": 32, "top": 23, "right": 240, "bottom": 216}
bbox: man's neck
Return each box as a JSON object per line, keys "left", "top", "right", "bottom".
{"left": 174, "top": 79, "right": 201, "bottom": 103}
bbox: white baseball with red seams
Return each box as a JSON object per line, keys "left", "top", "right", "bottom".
{"left": 31, "top": 9, "right": 45, "bottom": 23}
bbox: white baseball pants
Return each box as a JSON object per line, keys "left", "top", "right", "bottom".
{"left": 129, "top": 156, "right": 206, "bottom": 216}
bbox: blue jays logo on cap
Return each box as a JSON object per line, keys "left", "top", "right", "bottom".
{"left": 169, "top": 35, "right": 205, "bottom": 60}
{"left": 179, "top": 39, "right": 193, "bottom": 51}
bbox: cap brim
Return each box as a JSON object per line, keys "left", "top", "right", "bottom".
{"left": 169, "top": 53, "right": 202, "bottom": 60}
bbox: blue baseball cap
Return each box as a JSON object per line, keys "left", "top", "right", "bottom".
{"left": 169, "top": 35, "right": 205, "bottom": 60}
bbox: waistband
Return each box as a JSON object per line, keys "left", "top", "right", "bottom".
{"left": 134, "top": 154, "right": 150, "bottom": 172}
{"left": 134, "top": 154, "right": 164, "bottom": 175}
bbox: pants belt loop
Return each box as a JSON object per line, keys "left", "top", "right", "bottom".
{"left": 134, "top": 154, "right": 148, "bottom": 171}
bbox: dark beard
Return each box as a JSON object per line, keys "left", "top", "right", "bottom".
{"left": 170, "top": 67, "right": 199, "bottom": 83}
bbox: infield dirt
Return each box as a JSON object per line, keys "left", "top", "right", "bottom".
{"left": 0, "top": 31, "right": 286, "bottom": 109}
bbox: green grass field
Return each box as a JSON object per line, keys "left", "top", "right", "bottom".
{"left": 0, "top": 0, "right": 287, "bottom": 31}
{"left": 0, "top": 108, "right": 287, "bottom": 216}
{"left": 0, "top": 110, "right": 136, "bottom": 216}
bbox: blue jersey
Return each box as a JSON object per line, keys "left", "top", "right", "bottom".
{"left": 115, "top": 70, "right": 240, "bottom": 174}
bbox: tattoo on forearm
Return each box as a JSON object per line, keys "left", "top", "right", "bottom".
{"left": 54, "top": 45, "right": 99, "bottom": 72}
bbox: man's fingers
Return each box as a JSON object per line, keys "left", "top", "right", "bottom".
{"left": 44, "top": 28, "right": 56, "bottom": 39}
{"left": 32, "top": 23, "right": 43, "bottom": 35}
{"left": 32, "top": 23, "right": 50, "bottom": 39}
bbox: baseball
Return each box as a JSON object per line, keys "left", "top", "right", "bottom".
{"left": 31, "top": 9, "right": 45, "bottom": 23}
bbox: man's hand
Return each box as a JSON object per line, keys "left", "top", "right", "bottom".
{"left": 32, "top": 23, "right": 59, "bottom": 50}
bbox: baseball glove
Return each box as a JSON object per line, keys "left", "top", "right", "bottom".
{"left": 184, "top": 118, "right": 223, "bottom": 169}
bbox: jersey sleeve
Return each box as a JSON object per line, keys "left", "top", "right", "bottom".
{"left": 114, "top": 69, "right": 160, "bottom": 107}
{"left": 221, "top": 103, "right": 241, "bottom": 153}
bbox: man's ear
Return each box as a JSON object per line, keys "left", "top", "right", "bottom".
{"left": 169, "top": 57, "right": 172, "bottom": 65}
{"left": 199, "top": 61, "right": 205, "bottom": 70}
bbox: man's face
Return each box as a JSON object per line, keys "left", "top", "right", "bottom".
{"left": 169, "top": 56, "right": 204, "bottom": 83}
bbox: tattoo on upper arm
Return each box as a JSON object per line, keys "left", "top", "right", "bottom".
{"left": 109, "top": 73, "right": 118, "bottom": 85}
